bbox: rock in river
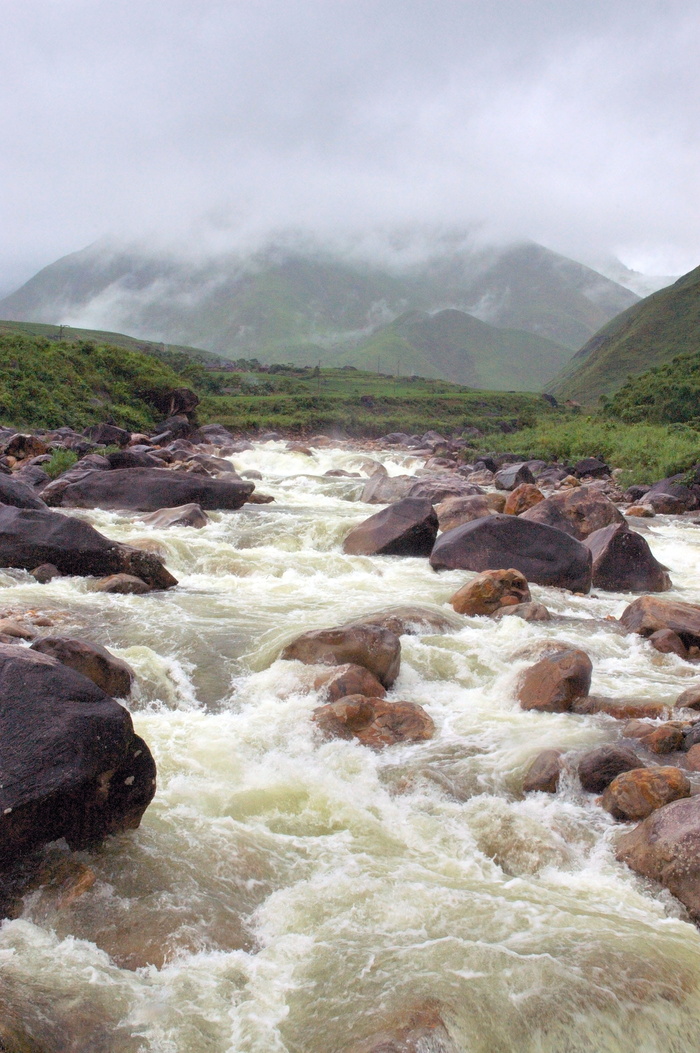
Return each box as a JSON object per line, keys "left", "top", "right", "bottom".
{"left": 43, "top": 467, "right": 253, "bottom": 511}
{"left": 450, "top": 568, "right": 531, "bottom": 616}
{"left": 313, "top": 695, "right": 435, "bottom": 748}
{"left": 584, "top": 522, "right": 671, "bottom": 592}
{"left": 517, "top": 648, "right": 593, "bottom": 712}
{"left": 281, "top": 622, "right": 401, "bottom": 688}
{"left": 342, "top": 497, "right": 438, "bottom": 557}
{"left": 620, "top": 596, "right": 700, "bottom": 647}
{"left": 520, "top": 486, "right": 625, "bottom": 540}
{"left": 30, "top": 636, "right": 134, "bottom": 697}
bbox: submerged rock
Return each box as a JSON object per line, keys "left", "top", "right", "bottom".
{"left": 492, "top": 601, "right": 551, "bottom": 622}
{"left": 313, "top": 695, "right": 435, "bottom": 748}
{"left": 341, "top": 1005, "right": 457, "bottom": 1053}
{"left": 351, "top": 605, "right": 463, "bottom": 636}
{"left": 522, "top": 749, "right": 563, "bottom": 793}
{"left": 281, "top": 622, "right": 401, "bottom": 688}
{"left": 141, "top": 503, "right": 210, "bottom": 529}
{"left": 0, "top": 644, "right": 155, "bottom": 861}
{"left": 342, "top": 498, "right": 438, "bottom": 557}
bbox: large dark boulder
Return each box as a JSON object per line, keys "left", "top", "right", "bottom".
{"left": 0, "top": 474, "right": 47, "bottom": 509}
{"left": 83, "top": 423, "right": 130, "bottom": 446}
{"left": 0, "top": 505, "right": 177, "bottom": 589}
{"left": 619, "top": 596, "right": 700, "bottom": 646}
{"left": 406, "top": 475, "right": 487, "bottom": 505}
{"left": 0, "top": 644, "right": 156, "bottom": 861}
{"left": 106, "top": 449, "right": 164, "bottom": 469}
{"left": 342, "top": 498, "right": 438, "bottom": 557}
{"left": 646, "top": 477, "right": 698, "bottom": 510}
{"left": 520, "top": 486, "right": 625, "bottom": 540}
{"left": 42, "top": 467, "right": 253, "bottom": 512}
{"left": 494, "top": 463, "right": 536, "bottom": 491}
{"left": 429, "top": 513, "right": 592, "bottom": 591}
{"left": 584, "top": 522, "right": 671, "bottom": 592}
{"left": 572, "top": 457, "right": 610, "bottom": 479}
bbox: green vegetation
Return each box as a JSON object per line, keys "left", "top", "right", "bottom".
{"left": 44, "top": 448, "right": 78, "bottom": 478}
{"left": 603, "top": 350, "right": 700, "bottom": 424}
{"left": 551, "top": 264, "right": 699, "bottom": 405}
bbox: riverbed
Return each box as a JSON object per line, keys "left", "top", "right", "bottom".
{"left": 3, "top": 440, "right": 700, "bottom": 1053}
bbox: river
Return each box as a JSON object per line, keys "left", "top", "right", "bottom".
{"left": 3, "top": 440, "right": 700, "bottom": 1053}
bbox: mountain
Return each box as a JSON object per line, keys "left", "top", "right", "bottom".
{"left": 0, "top": 235, "right": 637, "bottom": 390}
{"left": 0, "top": 318, "right": 223, "bottom": 363}
{"left": 335, "top": 309, "right": 570, "bottom": 390}
{"left": 551, "top": 262, "right": 700, "bottom": 405}
{"left": 587, "top": 257, "right": 678, "bottom": 298}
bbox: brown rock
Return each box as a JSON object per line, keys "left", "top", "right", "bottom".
{"left": 572, "top": 696, "right": 668, "bottom": 720}
{"left": 281, "top": 622, "right": 401, "bottom": 688}
{"left": 676, "top": 684, "right": 700, "bottom": 709}
{"left": 602, "top": 767, "right": 691, "bottom": 821}
{"left": 492, "top": 601, "right": 551, "bottom": 622}
{"left": 504, "top": 484, "right": 545, "bottom": 516}
{"left": 643, "top": 725, "right": 686, "bottom": 753}
{"left": 435, "top": 493, "right": 494, "bottom": 532}
{"left": 352, "top": 605, "right": 463, "bottom": 636}
{"left": 0, "top": 618, "right": 35, "bottom": 640}
{"left": 640, "top": 492, "right": 687, "bottom": 514}
{"left": 520, "top": 486, "right": 625, "bottom": 540}
{"left": 30, "top": 562, "right": 61, "bottom": 583}
{"left": 517, "top": 648, "right": 593, "bottom": 712}
{"left": 313, "top": 695, "right": 435, "bottom": 749}
{"left": 30, "top": 636, "right": 134, "bottom": 697}
{"left": 314, "top": 663, "right": 386, "bottom": 702}
{"left": 583, "top": 522, "right": 671, "bottom": 592}
{"left": 620, "top": 596, "right": 700, "bottom": 647}
{"left": 5, "top": 433, "right": 48, "bottom": 460}
{"left": 342, "top": 498, "right": 438, "bottom": 557}
{"left": 341, "top": 1005, "right": 457, "bottom": 1053}
{"left": 450, "top": 568, "right": 531, "bottom": 616}
{"left": 649, "top": 629, "right": 688, "bottom": 657}
{"left": 578, "top": 743, "right": 643, "bottom": 793}
{"left": 485, "top": 492, "right": 507, "bottom": 512}
{"left": 617, "top": 795, "right": 700, "bottom": 918}
{"left": 522, "top": 749, "right": 562, "bottom": 793}
{"left": 141, "top": 503, "right": 209, "bottom": 529}
{"left": 626, "top": 505, "right": 655, "bottom": 518}
{"left": 93, "top": 574, "right": 153, "bottom": 595}
{"left": 685, "top": 743, "right": 700, "bottom": 771}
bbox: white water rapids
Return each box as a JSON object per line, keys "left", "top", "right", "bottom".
{"left": 3, "top": 441, "right": 700, "bottom": 1052}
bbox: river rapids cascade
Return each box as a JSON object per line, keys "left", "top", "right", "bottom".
{"left": 3, "top": 440, "right": 700, "bottom": 1052}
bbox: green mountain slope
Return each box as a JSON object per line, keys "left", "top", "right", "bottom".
{"left": 335, "top": 309, "right": 571, "bottom": 389}
{"left": 551, "top": 263, "right": 700, "bottom": 404}
{"left": 0, "top": 318, "right": 223, "bottom": 363}
{"left": 0, "top": 237, "right": 636, "bottom": 389}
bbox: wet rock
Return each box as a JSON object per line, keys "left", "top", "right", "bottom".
{"left": 340, "top": 1005, "right": 457, "bottom": 1053}
{"left": 617, "top": 794, "right": 700, "bottom": 917}
{"left": 685, "top": 744, "right": 700, "bottom": 771}
{"left": 0, "top": 618, "right": 35, "bottom": 640}
{"left": 649, "top": 628, "right": 688, "bottom": 657}
{"left": 430, "top": 514, "right": 592, "bottom": 592}
{"left": 622, "top": 721, "right": 685, "bottom": 754}
{"left": 313, "top": 695, "right": 435, "bottom": 748}
{"left": 30, "top": 563, "right": 61, "bottom": 583}
{"left": 626, "top": 504, "right": 655, "bottom": 518}
{"left": 620, "top": 596, "right": 700, "bottom": 647}
{"left": 83, "top": 423, "right": 131, "bottom": 446}
{"left": 0, "top": 644, "right": 156, "bottom": 860}
{"left": 342, "top": 498, "right": 438, "bottom": 557}
{"left": 517, "top": 648, "right": 593, "bottom": 712}
{"left": 520, "top": 486, "right": 625, "bottom": 540}
{"left": 602, "top": 767, "right": 691, "bottom": 821}
{"left": 435, "top": 494, "right": 492, "bottom": 532}
{"left": 492, "top": 601, "right": 551, "bottom": 622}
{"left": 360, "top": 474, "right": 413, "bottom": 504}
{"left": 43, "top": 467, "right": 253, "bottom": 512}
{"left": 503, "top": 484, "right": 545, "bottom": 516}
{"left": 676, "top": 684, "right": 700, "bottom": 710}
{"left": 522, "top": 749, "right": 563, "bottom": 793}
{"left": 141, "top": 503, "right": 210, "bottom": 529}
{"left": 577, "top": 744, "right": 644, "bottom": 793}
{"left": 30, "top": 637, "right": 134, "bottom": 697}
{"left": 646, "top": 478, "right": 698, "bottom": 510}
{"left": 640, "top": 492, "right": 688, "bottom": 515}
{"left": 0, "top": 474, "right": 47, "bottom": 509}
{"left": 494, "top": 462, "right": 536, "bottom": 491}
{"left": 352, "top": 605, "right": 463, "bottom": 636}
{"left": 583, "top": 522, "right": 671, "bottom": 592}
{"left": 314, "top": 663, "right": 387, "bottom": 701}
{"left": 93, "top": 574, "right": 153, "bottom": 595}
{"left": 572, "top": 457, "right": 610, "bottom": 479}
{"left": 281, "top": 623, "right": 401, "bottom": 688}
{"left": 4, "top": 434, "right": 48, "bottom": 460}
{"left": 407, "top": 476, "right": 487, "bottom": 505}
{"left": 449, "top": 568, "right": 531, "bottom": 616}
{"left": 0, "top": 506, "right": 177, "bottom": 589}
{"left": 572, "top": 696, "right": 667, "bottom": 720}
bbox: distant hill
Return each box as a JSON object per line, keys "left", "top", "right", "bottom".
{"left": 0, "top": 318, "right": 223, "bottom": 363}
{"left": 551, "top": 263, "right": 700, "bottom": 405}
{"left": 0, "top": 234, "right": 637, "bottom": 391}
{"left": 335, "top": 308, "right": 570, "bottom": 390}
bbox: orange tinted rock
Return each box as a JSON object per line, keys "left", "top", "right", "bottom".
{"left": 650, "top": 628, "right": 688, "bottom": 657}
{"left": 626, "top": 505, "right": 655, "bottom": 518}
{"left": 602, "top": 766, "right": 691, "bottom": 821}
{"left": 676, "top": 684, "right": 700, "bottom": 710}
{"left": 485, "top": 492, "right": 507, "bottom": 512}
{"left": 450, "top": 568, "right": 531, "bottom": 616}
{"left": 314, "top": 663, "right": 386, "bottom": 702}
{"left": 572, "top": 696, "right": 668, "bottom": 720}
{"left": 620, "top": 596, "right": 700, "bottom": 645}
{"left": 282, "top": 622, "right": 401, "bottom": 688}
{"left": 517, "top": 648, "right": 592, "bottom": 712}
{"left": 435, "top": 494, "right": 493, "bottom": 532}
{"left": 685, "top": 744, "right": 700, "bottom": 771}
{"left": 504, "top": 484, "right": 545, "bottom": 516}
{"left": 522, "top": 749, "right": 562, "bottom": 793}
{"left": 313, "top": 695, "right": 435, "bottom": 748}
{"left": 521, "top": 485, "right": 625, "bottom": 540}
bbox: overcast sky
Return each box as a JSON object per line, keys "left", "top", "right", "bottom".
{"left": 1, "top": 0, "right": 698, "bottom": 293}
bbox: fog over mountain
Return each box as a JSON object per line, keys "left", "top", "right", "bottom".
{"left": 1, "top": 0, "right": 698, "bottom": 295}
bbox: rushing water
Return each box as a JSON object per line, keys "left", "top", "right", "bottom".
{"left": 4, "top": 441, "right": 700, "bottom": 1052}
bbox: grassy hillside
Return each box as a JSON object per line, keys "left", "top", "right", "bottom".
{"left": 551, "top": 263, "right": 700, "bottom": 405}
{"left": 604, "top": 349, "right": 700, "bottom": 424}
{"left": 0, "top": 318, "right": 222, "bottom": 364}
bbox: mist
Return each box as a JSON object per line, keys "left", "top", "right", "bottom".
{"left": 2, "top": 0, "right": 698, "bottom": 292}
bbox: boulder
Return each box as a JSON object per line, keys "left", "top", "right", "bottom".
{"left": 676, "top": 684, "right": 700, "bottom": 710}
{"left": 583, "top": 522, "right": 671, "bottom": 592}
{"left": 4, "top": 433, "right": 48, "bottom": 460}
{"left": 626, "top": 505, "right": 655, "bottom": 518}
{"left": 42, "top": 467, "right": 253, "bottom": 511}
{"left": 0, "top": 644, "right": 156, "bottom": 860}
{"left": 314, "top": 663, "right": 387, "bottom": 702}
{"left": 351, "top": 605, "right": 463, "bottom": 636}
{"left": 313, "top": 695, "right": 434, "bottom": 748}
{"left": 360, "top": 474, "right": 413, "bottom": 504}
{"left": 571, "top": 696, "right": 667, "bottom": 720}
{"left": 577, "top": 744, "right": 643, "bottom": 793}
{"left": 492, "top": 601, "right": 551, "bottom": 622}
{"left": 646, "top": 478, "right": 698, "bottom": 510}
{"left": 522, "top": 749, "right": 563, "bottom": 793}
{"left": 435, "top": 494, "right": 493, "bottom": 532}
{"left": 602, "top": 767, "right": 691, "bottom": 821}
{"left": 281, "top": 623, "right": 401, "bottom": 688}
{"left": 0, "top": 505, "right": 177, "bottom": 589}
{"left": 622, "top": 721, "right": 685, "bottom": 754}
{"left": 649, "top": 628, "right": 688, "bottom": 657}
{"left": 83, "top": 423, "right": 130, "bottom": 446}
{"left": 342, "top": 498, "right": 438, "bottom": 557}
{"left": 141, "top": 503, "right": 210, "bottom": 529}
{"left": 572, "top": 457, "right": 610, "bottom": 479}
{"left": 494, "top": 463, "right": 536, "bottom": 491}
{"left": 517, "top": 648, "right": 592, "bottom": 712}
{"left": 520, "top": 486, "right": 625, "bottom": 540}
{"left": 485, "top": 492, "right": 507, "bottom": 512}
{"left": 620, "top": 596, "right": 700, "bottom": 647}
{"left": 640, "top": 492, "right": 688, "bottom": 515}
{"left": 93, "top": 574, "right": 153, "bottom": 595}
{"left": 406, "top": 476, "right": 487, "bottom": 505}
{"left": 30, "top": 562, "right": 61, "bottom": 583}
{"left": 30, "top": 636, "right": 134, "bottom": 697}
{"left": 429, "top": 514, "right": 592, "bottom": 592}
{"left": 503, "top": 484, "right": 545, "bottom": 516}
{"left": 449, "top": 568, "right": 531, "bottom": 616}
{"left": 191, "top": 423, "right": 235, "bottom": 445}
{"left": 0, "top": 474, "right": 47, "bottom": 509}
{"left": 617, "top": 794, "right": 700, "bottom": 918}
{"left": 106, "top": 449, "right": 163, "bottom": 469}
